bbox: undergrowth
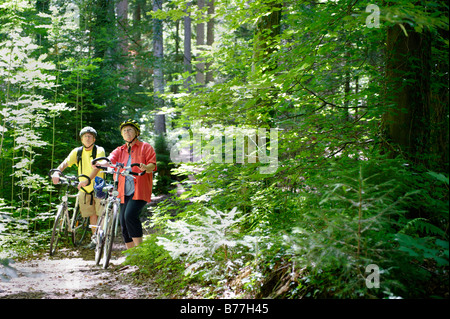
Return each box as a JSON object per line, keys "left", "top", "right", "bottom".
{"left": 104, "top": 155, "right": 450, "bottom": 298}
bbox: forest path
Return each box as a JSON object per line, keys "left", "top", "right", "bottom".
{"left": 0, "top": 194, "right": 171, "bottom": 299}
{"left": 0, "top": 240, "right": 159, "bottom": 299}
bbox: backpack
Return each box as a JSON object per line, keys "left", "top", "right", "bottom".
{"left": 76, "top": 145, "right": 97, "bottom": 173}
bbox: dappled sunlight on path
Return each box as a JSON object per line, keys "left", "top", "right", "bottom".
{"left": 0, "top": 242, "right": 159, "bottom": 299}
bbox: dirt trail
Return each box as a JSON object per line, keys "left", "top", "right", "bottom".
{"left": 0, "top": 241, "right": 159, "bottom": 299}
{"left": 0, "top": 196, "right": 171, "bottom": 300}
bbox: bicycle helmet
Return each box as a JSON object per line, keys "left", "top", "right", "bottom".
{"left": 120, "top": 119, "right": 141, "bottom": 136}
{"left": 80, "top": 126, "right": 97, "bottom": 137}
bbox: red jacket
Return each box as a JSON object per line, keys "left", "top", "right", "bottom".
{"left": 108, "top": 140, "right": 157, "bottom": 204}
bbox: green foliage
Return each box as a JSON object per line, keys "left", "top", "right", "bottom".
{"left": 138, "top": 0, "right": 447, "bottom": 299}
{"left": 123, "top": 233, "right": 189, "bottom": 296}
{"left": 0, "top": 0, "right": 448, "bottom": 299}
{"left": 157, "top": 207, "right": 256, "bottom": 284}
{"left": 129, "top": 150, "right": 449, "bottom": 298}
{"left": 395, "top": 234, "right": 448, "bottom": 267}
{"left": 280, "top": 159, "right": 403, "bottom": 297}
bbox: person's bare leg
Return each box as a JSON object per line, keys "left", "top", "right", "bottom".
{"left": 132, "top": 237, "right": 143, "bottom": 247}
{"left": 125, "top": 238, "right": 142, "bottom": 249}
{"left": 84, "top": 214, "right": 99, "bottom": 248}
{"left": 90, "top": 215, "right": 98, "bottom": 229}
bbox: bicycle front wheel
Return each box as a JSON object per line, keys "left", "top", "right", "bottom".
{"left": 102, "top": 202, "right": 118, "bottom": 269}
{"left": 49, "top": 205, "right": 66, "bottom": 256}
{"left": 94, "top": 213, "right": 105, "bottom": 266}
{"left": 95, "top": 202, "right": 111, "bottom": 266}
{"left": 71, "top": 204, "right": 89, "bottom": 246}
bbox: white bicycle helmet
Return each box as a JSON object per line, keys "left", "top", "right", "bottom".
{"left": 79, "top": 126, "right": 97, "bottom": 137}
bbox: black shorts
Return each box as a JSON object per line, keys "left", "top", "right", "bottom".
{"left": 119, "top": 195, "right": 147, "bottom": 243}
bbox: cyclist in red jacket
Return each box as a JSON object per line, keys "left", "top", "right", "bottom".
{"left": 108, "top": 119, "right": 157, "bottom": 249}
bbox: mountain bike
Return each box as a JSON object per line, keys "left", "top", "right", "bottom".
{"left": 91, "top": 157, "right": 145, "bottom": 269}
{"left": 48, "top": 169, "right": 91, "bottom": 256}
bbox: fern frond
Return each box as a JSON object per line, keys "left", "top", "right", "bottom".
{"left": 402, "top": 218, "right": 447, "bottom": 238}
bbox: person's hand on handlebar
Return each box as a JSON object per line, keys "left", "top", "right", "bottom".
{"left": 92, "top": 159, "right": 106, "bottom": 169}
{"left": 78, "top": 179, "right": 89, "bottom": 190}
{"left": 51, "top": 172, "right": 61, "bottom": 185}
{"left": 138, "top": 163, "right": 156, "bottom": 173}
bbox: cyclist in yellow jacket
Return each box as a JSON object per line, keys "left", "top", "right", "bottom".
{"left": 51, "top": 127, "right": 106, "bottom": 239}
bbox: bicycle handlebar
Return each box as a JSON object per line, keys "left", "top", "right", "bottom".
{"left": 92, "top": 157, "right": 146, "bottom": 176}
{"left": 49, "top": 169, "right": 91, "bottom": 187}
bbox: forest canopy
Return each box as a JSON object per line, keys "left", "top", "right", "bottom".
{"left": 1, "top": 0, "right": 448, "bottom": 298}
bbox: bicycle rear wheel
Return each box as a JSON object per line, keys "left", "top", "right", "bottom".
{"left": 49, "top": 205, "right": 66, "bottom": 256}
{"left": 71, "top": 204, "right": 89, "bottom": 246}
{"left": 102, "top": 202, "right": 119, "bottom": 269}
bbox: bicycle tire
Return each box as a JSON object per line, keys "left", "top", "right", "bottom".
{"left": 49, "top": 204, "right": 66, "bottom": 256}
{"left": 71, "top": 204, "right": 89, "bottom": 246}
{"left": 102, "top": 202, "right": 119, "bottom": 269}
{"left": 94, "top": 215, "right": 105, "bottom": 266}
{"left": 95, "top": 202, "right": 111, "bottom": 265}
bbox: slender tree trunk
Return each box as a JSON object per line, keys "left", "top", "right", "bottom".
{"left": 153, "top": 0, "right": 166, "bottom": 135}
{"left": 117, "top": 0, "right": 129, "bottom": 66}
{"left": 184, "top": 2, "right": 192, "bottom": 90}
{"left": 344, "top": 70, "right": 351, "bottom": 122}
{"left": 132, "top": 0, "right": 143, "bottom": 85}
{"left": 195, "top": 0, "right": 205, "bottom": 85}
{"left": 205, "top": 0, "right": 215, "bottom": 84}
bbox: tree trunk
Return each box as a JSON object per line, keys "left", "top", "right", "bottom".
{"left": 132, "top": 0, "right": 142, "bottom": 85}
{"left": 184, "top": 2, "right": 192, "bottom": 90}
{"left": 195, "top": 0, "right": 205, "bottom": 85}
{"left": 251, "top": 0, "right": 282, "bottom": 127}
{"left": 205, "top": 0, "right": 215, "bottom": 84}
{"left": 383, "top": 24, "right": 431, "bottom": 165}
{"left": 429, "top": 24, "right": 449, "bottom": 171}
{"left": 117, "top": 0, "right": 128, "bottom": 61}
{"left": 153, "top": 0, "right": 166, "bottom": 135}
{"left": 252, "top": 1, "right": 282, "bottom": 73}
{"left": 117, "top": 0, "right": 129, "bottom": 92}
